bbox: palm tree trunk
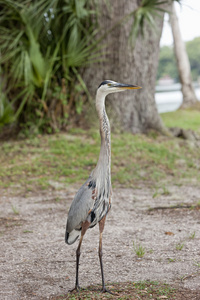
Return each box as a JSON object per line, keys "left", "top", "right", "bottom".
{"left": 169, "top": 2, "right": 198, "bottom": 108}
{"left": 83, "top": 0, "right": 167, "bottom": 134}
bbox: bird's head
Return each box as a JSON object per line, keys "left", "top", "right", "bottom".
{"left": 97, "top": 80, "right": 141, "bottom": 96}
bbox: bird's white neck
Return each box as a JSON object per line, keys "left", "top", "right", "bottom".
{"left": 92, "top": 90, "right": 111, "bottom": 178}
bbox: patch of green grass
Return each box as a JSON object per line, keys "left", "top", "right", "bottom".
{"left": 133, "top": 241, "right": 145, "bottom": 258}
{"left": 168, "top": 258, "right": 176, "bottom": 263}
{"left": 0, "top": 115, "right": 200, "bottom": 192}
{"left": 194, "top": 261, "right": 200, "bottom": 268}
{"left": 54, "top": 281, "right": 176, "bottom": 299}
{"left": 152, "top": 185, "right": 170, "bottom": 198}
{"left": 176, "top": 243, "right": 184, "bottom": 251}
{"left": 189, "top": 232, "right": 196, "bottom": 239}
{"left": 11, "top": 204, "right": 19, "bottom": 215}
{"left": 161, "top": 109, "right": 200, "bottom": 132}
{"left": 133, "top": 281, "right": 175, "bottom": 298}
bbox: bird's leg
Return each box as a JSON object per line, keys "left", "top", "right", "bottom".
{"left": 75, "top": 235, "right": 83, "bottom": 291}
{"left": 98, "top": 215, "right": 116, "bottom": 295}
{"left": 69, "top": 235, "right": 83, "bottom": 292}
{"left": 70, "top": 221, "right": 90, "bottom": 293}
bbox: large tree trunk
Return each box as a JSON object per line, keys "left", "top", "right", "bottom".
{"left": 170, "top": 2, "right": 198, "bottom": 108}
{"left": 83, "top": 0, "right": 167, "bottom": 134}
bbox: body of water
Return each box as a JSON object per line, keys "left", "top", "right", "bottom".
{"left": 155, "top": 84, "right": 200, "bottom": 113}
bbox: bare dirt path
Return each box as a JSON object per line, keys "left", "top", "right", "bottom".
{"left": 1, "top": 184, "right": 200, "bottom": 299}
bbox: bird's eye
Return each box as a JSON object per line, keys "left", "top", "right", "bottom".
{"left": 108, "top": 83, "right": 111, "bottom": 86}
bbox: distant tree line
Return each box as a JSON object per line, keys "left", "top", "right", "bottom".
{"left": 157, "top": 36, "right": 200, "bottom": 82}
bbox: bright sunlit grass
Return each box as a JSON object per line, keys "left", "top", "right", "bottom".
{"left": 161, "top": 108, "right": 200, "bottom": 132}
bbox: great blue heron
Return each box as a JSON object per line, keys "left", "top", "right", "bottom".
{"left": 65, "top": 80, "right": 141, "bottom": 293}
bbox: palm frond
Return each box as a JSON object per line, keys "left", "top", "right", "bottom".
{"left": 0, "top": 0, "right": 102, "bottom": 131}
{"left": 129, "top": 0, "right": 180, "bottom": 45}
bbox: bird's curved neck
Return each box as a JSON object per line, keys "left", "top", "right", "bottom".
{"left": 94, "top": 91, "right": 111, "bottom": 176}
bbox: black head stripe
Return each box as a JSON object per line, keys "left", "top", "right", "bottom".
{"left": 98, "top": 80, "right": 111, "bottom": 88}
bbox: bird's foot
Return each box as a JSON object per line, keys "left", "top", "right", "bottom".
{"left": 69, "top": 285, "right": 85, "bottom": 293}
{"left": 101, "top": 286, "right": 118, "bottom": 296}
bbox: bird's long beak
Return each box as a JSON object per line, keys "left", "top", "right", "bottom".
{"left": 111, "top": 83, "right": 142, "bottom": 89}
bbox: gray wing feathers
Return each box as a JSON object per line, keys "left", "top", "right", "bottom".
{"left": 66, "top": 175, "right": 112, "bottom": 234}
{"left": 66, "top": 180, "right": 93, "bottom": 233}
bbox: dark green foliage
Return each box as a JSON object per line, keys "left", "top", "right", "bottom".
{"left": 129, "top": 0, "right": 181, "bottom": 44}
{"left": 0, "top": 0, "right": 99, "bottom": 133}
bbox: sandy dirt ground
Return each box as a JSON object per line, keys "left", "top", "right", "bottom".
{"left": 1, "top": 184, "right": 200, "bottom": 299}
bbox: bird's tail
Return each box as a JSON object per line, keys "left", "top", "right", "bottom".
{"left": 65, "top": 229, "right": 81, "bottom": 245}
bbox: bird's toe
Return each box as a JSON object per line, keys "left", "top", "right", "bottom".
{"left": 69, "top": 285, "right": 84, "bottom": 293}
{"left": 101, "top": 286, "right": 118, "bottom": 295}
